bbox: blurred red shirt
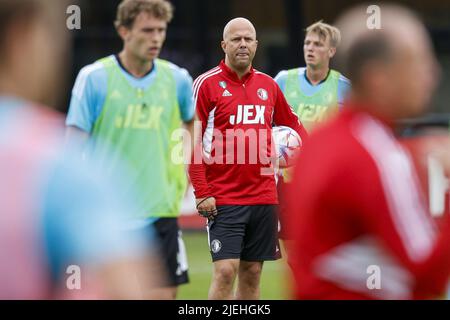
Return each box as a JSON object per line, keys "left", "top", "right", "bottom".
{"left": 286, "top": 103, "right": 450, "bottom": 299}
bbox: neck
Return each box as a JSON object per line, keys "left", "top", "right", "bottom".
{"left": 348, "top": 92, "right": 397, "bottom": 126}
{"left": 119, "top": 49, "right": 153, "bottom": 78}
{"left": 306, "top": 65, "right": 329, "bottom": 85}
{"left": 225, "top": 57, "right": 251, "bottom": 80}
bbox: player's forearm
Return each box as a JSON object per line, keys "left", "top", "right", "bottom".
{"left": 182, "top": 119, "right": 196, "bottom": 165}
{"left": 373, "top": 208, "right": 450, "bottom": 298}
{"left": 64, "top": 126, "right": 91, "bottom": 158}
{"left": 188, "top": 139, "right": 211, "bottom": 198}
{"left": 413, "top": 220, "right": 450, "bottom": 298}
{"left": 187, "top": 111, "right": 212, "bottom": 198}
{"left": 188, "top": 161, "right": 211, "bottom": 198}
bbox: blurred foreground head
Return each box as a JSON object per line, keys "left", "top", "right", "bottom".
{"left": 0, "top": 0, "right": 70, "bottom": 108}
{"left": 335, "top": 4, "right": 440, "bottom": 119}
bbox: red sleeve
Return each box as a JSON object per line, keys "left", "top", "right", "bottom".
{"left": 188, "top": 80, "right": 212, "bottom": 199}
{"left": 345, "top": 143, "right": 450, "bottom": 298}
{"left": 272, "top": 83, "right": 308, "bottom": 143}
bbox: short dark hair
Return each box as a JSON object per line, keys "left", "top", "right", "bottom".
{"left": 344, "top": 32, "right": 395, "bottom": 85}
{"left": 0, "top": 0, "right": 41, "bottom": 56}
{"left": 115, "top": 0, "right": 174, "bottom": 30}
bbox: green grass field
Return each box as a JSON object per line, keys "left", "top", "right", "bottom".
{"left": 177, "top": 231, "right": 292, "bottom": 300}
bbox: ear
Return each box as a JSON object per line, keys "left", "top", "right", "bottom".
{"left": 117, "top": 25, "right": 130, "bottom": 42}
{"left": 363, "top": 61, "right": 388, "bottom": 93}
{"left": 329, "top": 47, "right": 337, "bottom": 59}
{"left": 221, "top": 40, "right": 226, "bottom": 54}
{"left": 255, "top": 39, "right": 259, "bottom": 50}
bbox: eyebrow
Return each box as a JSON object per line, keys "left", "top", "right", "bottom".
{"left": 305, "top": 39, "right": 324, "bottom": 44}
{"left": 141, "top": 27, "right": 166, "bottom": 31}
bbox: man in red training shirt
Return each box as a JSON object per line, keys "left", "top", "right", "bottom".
{"left": 286, "top": 4, "right": 450, "bottom": 299}
{"left": 189, "top": 17, "right": 307, "bottom": 300}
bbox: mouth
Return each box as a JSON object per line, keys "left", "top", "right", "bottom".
{"left": 236, "top": 52, "right": 249, "bottom": 58}
{"left": 148, "top": 47, "right": 160, "bottom": 54}
{"left": 306, "top": 54, "right": 314, "bottom": 59}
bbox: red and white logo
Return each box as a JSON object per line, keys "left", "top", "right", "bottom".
{"left": 257, "top": 88, "right": 268, "bottom": 101}
{"left": 229, "top": 105, "right": 266, "bottom": 125}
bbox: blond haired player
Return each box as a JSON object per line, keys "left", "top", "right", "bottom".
{"left": 275, "top": 21, "right": 350, "bottom": 132}
{"left": 274, "top": 21, "right": 350, "bottom": 240}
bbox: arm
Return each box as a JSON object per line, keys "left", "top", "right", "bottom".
{"left": 274, "top": 70, "right": 288, "bottom": 93}
{"left": 64, "top": 126, "right": 90, "bottom": 159}
{"left": 175, "top": 67, "right": 196, "bottom": 165}
{"left": 337, "top": 75, "right": 351, "bottom": 108}
{"left": 188, "top": 79, "right": 217, "bottom": 218}
{"left": 182, "top": 119, "right": 195, "bottom": 168}
{"left": 65, "top": 63, "right": 106, "bottom": 154}
{"left": 346, "top": 138, "right": 450, "bottom": 298}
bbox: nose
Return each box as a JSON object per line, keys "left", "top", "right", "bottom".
{"left": 150, "top": 31, "right": 163, "bottom": 43}
{"left": 152, "top": 34, "right": 161, "bottom": 43}
{"left": 239, "top": 38, "right": 247, "bottom": 48}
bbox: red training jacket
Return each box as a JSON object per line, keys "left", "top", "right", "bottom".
{"left": 286, "top": 104, "right": 450, "bottom": 299}
{"left": 189, "top": 60, "right": 307, "bottom": 205}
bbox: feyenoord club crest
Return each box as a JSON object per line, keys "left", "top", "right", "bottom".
{"left": 257, "top": 88, "right": 268, "bottom": 101}
{"left": 219, "top": 81, "right": 227, "bottom": 89}
{"left": 211, "top": 239, "right": 222, "bottom": 253}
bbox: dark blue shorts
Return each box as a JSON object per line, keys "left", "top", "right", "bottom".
{"left": 206, "top": 205, "right": 281, "bottom": 262}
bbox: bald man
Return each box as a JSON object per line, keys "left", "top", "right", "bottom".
{"left": 189, "top": 18, "right": 307, "bottom": 299}
{"left": 286, "top": 4, "right": 450, "bottom": 299}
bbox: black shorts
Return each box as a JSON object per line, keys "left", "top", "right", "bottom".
{"left": 151, "top": 218, "right": 189, "bottom": 286}
{"left": 206, "top": 205, "right": 281, "bottom": 262}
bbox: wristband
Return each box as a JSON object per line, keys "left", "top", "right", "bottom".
{"left": 196, "top": 196, "right": 213, "bottom": 209}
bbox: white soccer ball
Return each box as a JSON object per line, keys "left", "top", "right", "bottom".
{"left": 272, "top": 126, "right": 302, "bottom": 168}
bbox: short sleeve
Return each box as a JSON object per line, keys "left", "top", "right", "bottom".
{"left": 274, "top": 70, "right": 288, "bottom": 93}
{"left": 173, "top": 67, "right": 194, "bottom": 122}
{"left": 66, "top": 63, "right": 108, "bottom": 133}
{"left": 337, "top": 75, "right": 351, "bottom": 107}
